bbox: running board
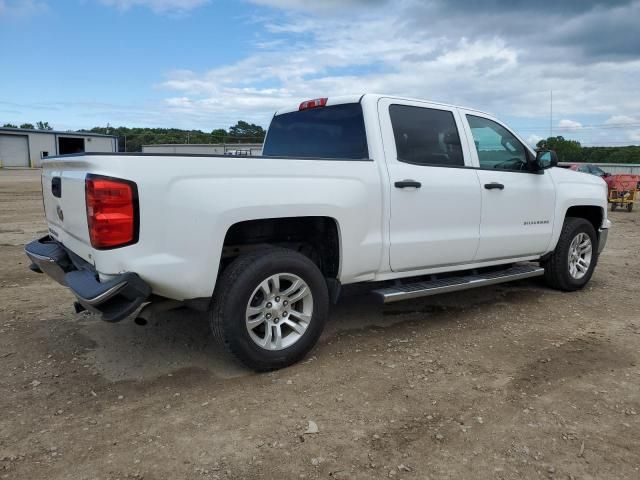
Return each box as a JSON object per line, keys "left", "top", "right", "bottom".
{"left": 373, "top": 264, "right": 545, "bottom": 303}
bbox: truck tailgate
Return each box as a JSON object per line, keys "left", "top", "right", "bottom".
{"left": 41, "top": 162, "right": 94, "bottom": 264}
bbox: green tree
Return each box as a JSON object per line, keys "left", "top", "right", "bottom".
{"left": 533, "top": 136, "right": 640, "bottom": 164}
{"left": 19, "top": 123, "right": 35, "bottom": 129}
{"left": 211, "top": 128, "right": 227, "bottom": 143}
{"left": 36, "top": 121, "right": 53, "bottom": 130}
{"left": 228, "top": 121, "right": 266, "bottom": 143}
{"left": 2, "top": 123, "right": 17, "bottom": 128}
{"left": 582, "top": 146, "right": 640, "bottom": 164}
{"left": 536, "top": 136, "right": 583, "bottom": 163}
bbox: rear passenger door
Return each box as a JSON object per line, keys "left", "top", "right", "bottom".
{"left": 379, "top": 98, "right": 482, "bottom": 272}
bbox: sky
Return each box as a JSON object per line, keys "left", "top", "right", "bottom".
{"left": 1, "top": 0, "right": 639, "bottom": 146}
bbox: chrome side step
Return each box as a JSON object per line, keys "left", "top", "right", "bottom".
{"left": 373, "top": 264, "right": 545, "bottom": 303}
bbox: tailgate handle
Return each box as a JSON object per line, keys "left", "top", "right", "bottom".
{"left": 51, "top": 177, "right": 62, "bottom": 198}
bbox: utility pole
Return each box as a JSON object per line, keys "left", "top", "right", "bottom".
{"left": 550, "top": 90, "right": 553, "bottom": 138}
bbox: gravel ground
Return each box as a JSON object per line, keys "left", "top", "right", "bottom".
{"left": 1, "top": 168, "right": 639, "bottom": 480}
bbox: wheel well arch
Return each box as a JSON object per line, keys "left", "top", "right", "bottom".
{"left": 221, "top": 216, "right": 341, "bottom": 279}
{"left": 565, "top": 205, "right": 603, "bottom": 231}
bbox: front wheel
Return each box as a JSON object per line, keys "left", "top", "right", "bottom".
{"left": 210, "top": 247, "right": 329, "bottom": 371}
{"left": 542, "top": 217, "right": 598, "bottom": 291}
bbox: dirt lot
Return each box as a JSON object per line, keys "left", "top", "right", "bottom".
{"left": 1, "top": 168, "right": 639, "bottom": 480}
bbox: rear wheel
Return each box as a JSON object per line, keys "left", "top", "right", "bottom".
{"left": 627, "top": 203, "right": 633, "bottom": 212}
{"left": 611, "top": 203, "right": 616, "bottom": 212}
{"left": 543, "top": 217, "right": 598, "bottom": 291}
{"left": 210, "top": 247, "right": 329, "bottom": 371}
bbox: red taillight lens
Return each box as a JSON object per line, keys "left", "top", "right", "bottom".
{"left": 85, "top": 175, "right": 138, "bottom": 249}
{"left": 299, "top": 97, "right": 328, "bottom": 110}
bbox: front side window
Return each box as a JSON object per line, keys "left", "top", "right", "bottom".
{"left": 467, "top": 115, "right": 529, "bottom": 171}
{"left": 390, "top": 105, "right": 464, "bottom": 167}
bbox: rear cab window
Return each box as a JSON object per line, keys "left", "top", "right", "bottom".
{"left": 262, "top": 103, "right": 369, "bottom": 159}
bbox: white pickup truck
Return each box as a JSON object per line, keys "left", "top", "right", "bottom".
{"left": 26, "top": 94, "right": 611, "bottom": 370}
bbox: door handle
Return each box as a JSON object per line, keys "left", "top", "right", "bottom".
{"left": 51, "top": 177, "right": 62, "bottom": 198}
{"left": 484, "top": 182, "right": 504, "bottom": 190}
{"left": 394, "top": 180, "right": 422, "bottom": 189}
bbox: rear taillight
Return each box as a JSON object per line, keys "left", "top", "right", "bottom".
{"left": 299, "top": 97, "right": 328, "bottom": 111}
{"left": 85, "top": 175, "right": 138, "bottom": 249}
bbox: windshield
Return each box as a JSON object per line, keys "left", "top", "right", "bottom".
{"left": 262, "top": 103, "right": 369, "bottom": 159}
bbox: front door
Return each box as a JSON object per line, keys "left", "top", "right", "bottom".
{"left": 379, "top": 99, "right": 482, "bottom": 272}
{"left": 460, "top": 112, "right": 556, "bottom": 261}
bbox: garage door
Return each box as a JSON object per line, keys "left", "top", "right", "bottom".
{"left": 0, "top": 134, "right": 30, "bottom": 167}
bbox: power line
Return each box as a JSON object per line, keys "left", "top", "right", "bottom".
{"left": 514, "top": 122, "right": 640, "bottom": 133}
{"left": 580, "top": 141, "right": 640, "bottom": 146}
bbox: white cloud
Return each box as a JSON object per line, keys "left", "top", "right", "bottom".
{"left": 157, "top": 3, "right": 640, "bottom": 136}
{"left": 603, "top": 115, "right": 640, "bottom": 144}
{"left": 0, "top": 0, "right": 47, "bottom": 17}
{"left": 527, "top": 134, "right": 542, "bottom": 146}
{"left": 604, "top": 115, "right": 637, "bottom": 125}
{"left": 248, "top": 0, "right": 385, "bottom": 11}
{"left": 98, "top": 0, "right": 209, "bottom": 14}
{"left": 165, "top": 97, "right": 194, "bottom": 108}
{"left": 158, "top": 15, "right": 529, "bottom": 125}
{"left": 437, "top": 37, "right": 517, "bottom": 71}
{"left": 11, "top": 0, "right": 638, "bottom": 143}
{"left": 557, "top": 119, "right": 583, "bottom": 129}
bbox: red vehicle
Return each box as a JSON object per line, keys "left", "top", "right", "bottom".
{"left": 565, "top": 163, "right": 610, "bottom": 178}
{"left": 607, "top": 174, "right": 640, "bottom": 212}
{"left": 564, "top": 163, "right": 640, "bottom": 191}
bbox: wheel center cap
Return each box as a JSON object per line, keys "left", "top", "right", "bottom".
{"left": 268, "top": 299, "right": 285, "bottom": 317}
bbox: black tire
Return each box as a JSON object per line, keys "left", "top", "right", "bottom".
{"left": 611, "top": 203, "right": 616, "bottom": 212}
{"left": 542, "top": 217, "right": 598, "bottom": 291}
{"left": 210, "top": 247, "right": 329, "bottom": 371}
{"left": 627, "top": 203, "right": 633, "bottom": 212}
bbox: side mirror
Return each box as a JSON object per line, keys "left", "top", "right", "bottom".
{"left": 603, "top": 172, "right": 611, "bottom": 178}
{"left": 534, "top": 149, "right": 558, "bottom": 170}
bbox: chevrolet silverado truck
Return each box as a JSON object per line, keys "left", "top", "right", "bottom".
{"left": 25, "top": 94, "right": 611, "bottom": 371}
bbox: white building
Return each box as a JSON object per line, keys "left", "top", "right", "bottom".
{"left": 142, "top": 143, "right": 263, "bottom": 156}
{"left": 0, "top": 127, "right": 118, "bottom": 168}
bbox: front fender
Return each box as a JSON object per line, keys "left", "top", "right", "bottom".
{"left": 547, "top": 168, "right": 608, "bottom": 252}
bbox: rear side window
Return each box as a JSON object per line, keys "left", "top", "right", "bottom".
{"left": 262, "top": 103, "right": 369, "bottom": 159}
{"left": 389, "top": 104, "right": 464, "bottom": 167}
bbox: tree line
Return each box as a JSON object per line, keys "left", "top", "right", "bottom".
{"left": 2, "top": 120, "right": 266, "bottom": 153}
{"left": 85, "top": 120, "right": 266, "bottom": 152}
{"left": 537, "top": 136, "right": 640, "bottom": 164}
{"left": 2, "top": 121, "right": 53, "bottom": 130}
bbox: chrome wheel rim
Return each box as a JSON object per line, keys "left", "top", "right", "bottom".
{"left": 245, "top": 273, "right": 313, "bottom": 351}
{"left": 568, "top": 232, "right": 593, "bottom": 280}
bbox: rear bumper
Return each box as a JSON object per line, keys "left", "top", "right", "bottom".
{"left": 25, "top": 236, "right": 151, "bottom": 322}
